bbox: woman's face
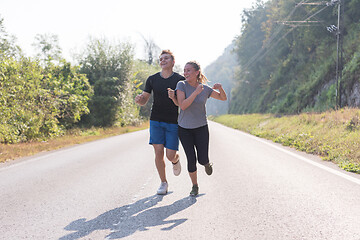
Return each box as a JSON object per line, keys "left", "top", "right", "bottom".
{"left": 184, "top": 64, "right": 199, "bottom": 81}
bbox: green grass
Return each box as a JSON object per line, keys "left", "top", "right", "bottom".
{"left": 212, "top": 108, "right": 360, "bottom": 174}
{"left": 0, "top": 122, "right": 149, "bottom": 163}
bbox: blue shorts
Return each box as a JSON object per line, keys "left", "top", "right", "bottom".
{"left": 149, "top": 120, "right": 179, "bottom": 151}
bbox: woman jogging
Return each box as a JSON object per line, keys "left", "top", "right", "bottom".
{"left": 175, "top": 61, "right": 227, "bottom": 196}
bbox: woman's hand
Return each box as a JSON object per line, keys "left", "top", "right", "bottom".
{"left": 194, "top": 84, "right": 204, "bottom": 95}
{"left": 167, "top": 88, "right": 175, "bottom": 100}
{"left": 168, "top": 88, "right": 179, "bottom": 106}
{"left": 210, "top": 83, "right": 227, "bottom": 101}
{"left": 212, "top": 83, "right": 222, "bottom": 90}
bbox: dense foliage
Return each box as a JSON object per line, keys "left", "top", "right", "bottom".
{"left": 131, "top": 60, "right": 160, "bottom": 118}
{"left": 77, "top": 37, "right": 135, "bottom": 127}
{"left": 0, "top": 56, "right": 93, "bottom": 143}
{"left": 0, "top": 16, "right": 154, "bottom": 143}
{"left": 229, "top": 0, "right": 360, "bottom": 114}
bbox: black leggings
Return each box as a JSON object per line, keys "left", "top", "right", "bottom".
{"left": 178, "top": 125, "right": 209, "bottom": 173}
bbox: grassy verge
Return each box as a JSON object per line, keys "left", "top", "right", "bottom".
{"left": 0, "top": 122, "right": 149, "bottom": 163}
{"left": 212, "top": 108, "right": 360, "bottom": 174}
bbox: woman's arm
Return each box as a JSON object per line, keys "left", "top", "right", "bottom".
{"left": 177, "top": 84, "right": 204, "bottom": 111}
{"left": 210, "top": 83, "right": 227, "bottom": 101}
{"left": 167, "top": 88, "right": 179, "bottom": 106}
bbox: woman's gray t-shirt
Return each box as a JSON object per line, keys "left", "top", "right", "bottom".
{"left": 176, "top": 81, "right": 213, "bottom": 129}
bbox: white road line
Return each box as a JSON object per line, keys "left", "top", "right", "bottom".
{"left": 0, "top": 147, "right": 76, "bottom": 172}
{"left": 239, "top": 130, "right": 360, "bottom": 186}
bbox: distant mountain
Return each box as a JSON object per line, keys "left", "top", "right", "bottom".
{"left": 205, "top": 42, "right": 237, "bottom": 115}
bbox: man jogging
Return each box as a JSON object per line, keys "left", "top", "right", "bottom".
{"left": 135, "top": 50, "right": 185, "bottom": 195}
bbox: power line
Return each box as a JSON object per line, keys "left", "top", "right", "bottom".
{"left": 298, "top": 2, "right": 335, "bottom": 31}
{"left": 239, "top": 0, "right": 309, "bottom": 74}
{"left": 297, "top": 0, "right": 340, "bottom": 6}
{"left": 237, "top": 0, "right": 339, "bottom": 78}
{"left": 279, "top": 4, "right": 330, "bottom": 26}
{"left": 276, "top": 20, "right": 323, "bottom": 23}
{"left": 298, "top": 0, "right": 343, "bottom": 108}
{"left": 240, "top": 0, "right": 344, "bottom": 109}
{"left": 239, "top": 0, "right": 331, "bottom": 74}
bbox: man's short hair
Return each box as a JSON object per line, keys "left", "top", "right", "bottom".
{"left": 160, "top": 49, "right": 175, "bottom": 61}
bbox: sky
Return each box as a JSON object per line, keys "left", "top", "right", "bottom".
{"left": 0, "top": 0, "right": 257, "bottom": 68}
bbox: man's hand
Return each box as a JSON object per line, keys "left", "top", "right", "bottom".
{"left": 135, "top": 94, "right": 144, "bottom": 104}
{"left": 135, "top": 92, "right": 150, "bottom": 106}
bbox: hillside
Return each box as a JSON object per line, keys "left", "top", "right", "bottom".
{"left": 212, "top": 0, "right": 360, "bottom": 115}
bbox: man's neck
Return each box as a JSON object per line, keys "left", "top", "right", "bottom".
{"left": 160, "top": 69, "right": 174, "bottom": 79}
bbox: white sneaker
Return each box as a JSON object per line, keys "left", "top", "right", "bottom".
{"left": 172, "top": 156, "right": 181, "bottom": 176}
{"left": 157, "top": 182, "right": 168, "bottom": 195}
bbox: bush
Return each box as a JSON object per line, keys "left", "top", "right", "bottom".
{"left": 0, "top": 57, "right": 92, "bottom": 143}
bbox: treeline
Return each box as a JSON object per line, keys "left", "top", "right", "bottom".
{"left": 229, "top": 0, "right": 360, "bottom": 114}
{"left": 0, "top": 17, "right": 157, "bottom": 143}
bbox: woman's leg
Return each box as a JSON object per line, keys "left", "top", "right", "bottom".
{"left": 179, "top": 126, "right": 200, "bottom": 196}
{"left": 194, "top": 125, "right": 210, "bottom": 166}
{"left": 178, "top": 126, "right": 197, "bottom": 174}
{"left": 189, "top": 171, "right": 197, "bottom": 185}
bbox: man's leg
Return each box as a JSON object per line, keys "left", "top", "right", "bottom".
{"left": 153, "top": 144, "right": 166, "bottom": 182}
{"left": 164, "top": 122, "right": 179, "bottom": 164}
{"left": 167, "top": 148, "right": 181, "bottom": 176}
{"left": 166, "top": 149, "right": 179, "bottom": 164}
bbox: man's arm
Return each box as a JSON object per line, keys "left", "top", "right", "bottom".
{"left": 135, "top": 91, "right": 151, "bottom": 106}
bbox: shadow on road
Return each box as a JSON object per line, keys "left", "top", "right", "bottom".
{"left": 60, "top": 193, "right": 203, "bottom": 239}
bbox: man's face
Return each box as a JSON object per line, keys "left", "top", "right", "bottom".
{"left": 159, "top": 53, "right": 174, "bottom": 69}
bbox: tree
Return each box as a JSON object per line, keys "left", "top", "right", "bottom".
{"left": 78, "top": 37, "right": 135, "bottom": 127}
{"left": 32, "top": 33, "right": 62, "bottom": 66}
{"left": 0, "top": 56, "right": 93, "bottom": 143}
{"left": 131, "top": 60, "right": 160, "bottom": 119}
{"left": 140, "top": 34, "right": 161, "bottom": 65}
{"left": 228, "top": 0, "right": 358, "bottom": 114}
{"left": 0, "top": 15, "right": 21, "bottom": 59}
{"left": 43, "top": 61, "right": 93, "bottom": 128}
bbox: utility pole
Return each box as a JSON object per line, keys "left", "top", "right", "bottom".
{"left": 284, "top": 0, "right": 344, "bottom": 109}
{"left": 335, "top": 0, "right": 343, "bottom": 109}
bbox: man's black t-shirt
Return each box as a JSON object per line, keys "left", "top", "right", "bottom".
{"left": 144, "top": 72, "right": 185, "bottom": 124}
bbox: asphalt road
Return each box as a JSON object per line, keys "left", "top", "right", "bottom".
{"left": 1, "top": 121, "right": 360, "bottom": 240}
